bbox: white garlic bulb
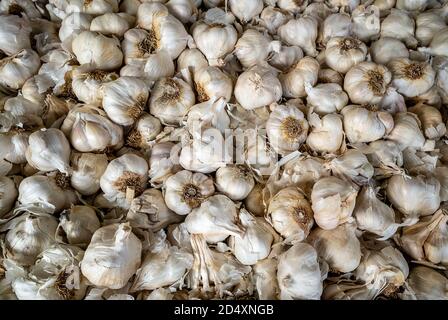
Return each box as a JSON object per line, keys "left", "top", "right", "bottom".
{"left": 415, "top": 12, "right": 446, "bottom": 46}
{"left": 72, "top": 31, "right": 123, "bottom": 70}
{"left": 166, "top": 0, "right": 198, "bottom": 24}
{"left": 325, "top": 37, "right": 367, "bottom": 74}
{"left": 387, "top": 174, "right": 440, "bottom": 218}
{"left": 311, "top": 176, "right": 358, "bottom": 230}
{"left": 81, "top": 223, "right": 142, "bottom": 289}
{"left": 370, "top": 37, "right": 409, "bottom": 65}
{"left": 229, "top": 0, "right": 263, "bottom": 22}
{"left": 234, "top": 29, "right": 279, "bottom": 69}
{"left": 409, "top": 103, "right": 446, "bottom": 139}
{"left": 389, "top": 58, "right": 435, "bottom": 98}
{"left": 318, "top": 68, "right": 344, "bottom": 86}
{"left": 267, "top": 187, "right": 314, "bottom": 243}
{"left": 193, "top": 66, "right": 232, "bottom": 102}
{"left": 279, "top": 56, "right": 320, "bottom": 98}
{"left": 305, "top": 83, "right": 348, "bottom": 115}
{"left": 396, "top": 0, "right": 428, "bottom": 12}
{"left": 419, "top": 27, "right": 448, "bottom": 57}
{"left": 386, "top": 112, "right": 427, "bottom": 151}
{"left": 308, "top": 222, "right": 361, "bottom": 273}
{"left": 361, "top": 140, "right": 404, "bottom": 178}
{"left": 186, "top": 97, "right": 230, "bottom": 137}
{"left": 148, "top": 142, "right": 181, "bottom": 187}
{"left": 100, "top": 154, "right": 149, "bottom": 208}
{"left": 177, "top": 48, "right": 208, "bottom": 74}
{"left": 0, "top": 15, "right": 31, "bottom": 56}
{"left": 278, "top": 15, "right": 319, "bottom": 56}
{"left": 143, "top": 50, "right": 175, "bottom": 82}
{"left": 90, "top": 13, "right": 133, "bottom": 37}
{"left": 0, "top": 49, "right": 40, "bottom": 91}
{"left": 122, "top": 28, "right": 155, "bottom": 63}
{"left": 266, "top": 103, "right": 309, "bottom": 156}
{"left": 319, "top": 13, "right": 352, "bottom": 45}
{"left": 164, "top": 170, "right": 214, "bottom": 215}
{"left": 268, "top": 45, "right": 303, "bottom": 72}
{"left": 381, "top": 9, "right": 418, "bottom": 48}
{"left": 259, "top": 6, "right": 293, "bottom": 35}
{"left": 59, "top": 13, "right": 92, "bottom": 49}
{"left": 254, "top": 258, "right": 279, "bottom": 300}
{"left": 70, "top": 152, "right": 108, "bottom": 196}
{"left": 277, "top": 243, "right": 323, "bottom": 300}
{"left": 351, "top": 5, "right": 381, "bottom": 42}
{"left": 126, "top": 113, "right": 162, "bottom": 149}
{"left": 402, "top": 266, "right": 448, "bottom": 300}
{"left": 0, "top": 176, "right": 18, "bottom": 217}
{"left": 215, "top": 165, "right": 254, "bottom": 201}
{"left": 65, "top": 0, "right": 119, "bottom": 16}
{"left": 328, "top": 149, "right": 374, "bottom": 185}
{"left": 245, "top": 184, "right": 265, "bottom": 217}
{"left": 344, "top": 62, "right": 392, "bottom": 105}
{"left": 306, "top": 113, "right": 344, "bottom": 154}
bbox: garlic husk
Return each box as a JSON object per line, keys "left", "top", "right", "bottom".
{"left": 311, "top": 176, "right": 358, "bottom": 230}
{"left": 433, "top": 56, "right": 448, "bottom": 104}
{"left": 381, "top": 9, "right": 418, "bottom": 48}
{"left": 435, "top": 167, "right": 448, "bottom": 201}
{"left": 388, "top": 58, "right": 435, "bottom": 98}
{"left": 70, "top": 152, "right": 108, "bottom": 196}
{"left": 81, "top": 223, "right": 142, "bottom": 289}
{"left": 279, "top": 56, "right": 320, "bottom": 98}
{"left": 344, "top": 62, "right": 392, "bottom": 105}
{"left": 126, "top": 113, "right": 162, "bottom": 150}
{"left": 254, "top": 258, "right": 279, "bottom": 300}
{"left": 308, "top": 222, "right": 361, "bottom": 273}
{"left": 184, "top": 194, "right": 244, "bottom": 240}
{"left": 3, "top": 131, "right": 28, "bottom": 165}
{"left": 267, "top": 187, "right": 314, "bottom": 243}
{"left": 100, "top": 153, "right": 149, "bottom": 209}
{"left": 306, "top": 112, "right": 344, "bottom": 154}
{"left": 370, "top": 37, "right": 410, "bottom": 66}
{"left": 386, "top": 174, "right": 440, "bottom": 218}
{"left": 0, "top": 15, "right": 31, "bottom": 56}
{"left": 373, "top": 0, "right": 396, "bottom": 15}
{"left": 318, "top": 68, "right": 344, "bottom": 86}
{"left": 408, "top": 102, "right": 446, "bottom": 139}
{"left": 404, "top": 147, "right": 438, "bottom": 176}
{"left": 166, "top": 0, "right": 198, "bottom": 24}
{"left": 278, "top": 15, "right": 319, "bottom": 56}
{"left": 122, "top": 28, "right": 155, "bottom": 62}
{"left": 102, "top": 76, "right": 149, "bottom": 126}
{"left": 351, "top": 5, "right": 381, "bottom": 42}
{"left": 415, "top": 11, "right": 446, "bottom": 46}
{"left": 319, "top": 13, "right": 351, "bottom": 45}
{"left": 65, "top": 0, "right": 119, "bottom": 16}
{"left": 0, "top": 176, "right": 18, "bottom": 217}
{"left": 149, "top": 77, "right": 196, "bottom": 125}
{"left": 215, "top": 165, "right": 254, "bottom": 201}
{"left": 305, "top": 83, "right": 348, "bottom": 115}
{"left": 164, "top": 169, "right": 215, "bottom": 215}
{"left": 302, "top": 1, "right": 334, "bottom": 21}
{"left": 266, "top": 103, "right": 309, "bottom": 156}
{"left": 148, "top": 142, "right": 181, "bottom": 187}
{"left": 342, "top": 105, "right": 394, "bottom": 144}
{"left": 277, "top": 242, "right": 323, "bottom": 300}
{"left": 61, "top": 105, "right": 124, "bottom": 152}
{"left": 268, "top": 45, "right": 303, "bottom": 72}
{"left": 358, "top": 140, "right": 404, "bottom": 178}
{"left": 72, "top": 31, "right": 123, "bottom": 70}
{"left": 186, "top": 97, "right": 230, "bottom": 138}
{"left": 193, "top": 66, "right": 232, "bottom": 102}
{"left": 59, "top": 13, "right": 92, "bottom": 49}
{"left": 244, "top": 183, "right": 266, "bottom": 217}
{"left": 401, "top": 266, "right": 448, "bottom": 300}
{"left": 229, "top": 0, "right": 263, "bottom": 22}
{"left": 0, "top": 49, "right": 40, "bottom": 92}
{"left": 327, "top": 149, "right": 374, "bottom": 185}
{"left": 327, "top": 0, "right": 360, "bottom": 11}
{"left": 386, "top": 112, "right": 428, "bottom": 151}
{"left": 0, "top": 0, "right": 41, "bottom": 18}
{"left": 234, "top": 29, "right": 278, "bottom": 69}
{"left": 234, "top": 64, "right": 282, "bottom": 110}
{"left": 56, "top": 206, "right": 101, "bottom": 248}
{"left": 325, "top": 37, "right": 367, "bottom": 74}
{"left": 137, "top": 2, "right": 189, "bottom": 59}
{"left": 25, "top": 128, "right": 71, "bottom": 174}
{"left": 259, "top": 6, "right": 293, "bottom": 35}
{"left": 90, "top": 13, "right": 134, "bottom": 37}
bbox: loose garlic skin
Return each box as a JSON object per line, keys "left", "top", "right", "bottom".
{"left": 25, "top": 128, "right": 72, "bottom": 174}
{"left": 193, "top": 66, "right": 233, "bottom": 102}
{"left": 344, "top": 62, "right": 392, "bottom": 105}
{"left": 370, "top": 37, "right": 409, "bottom": 65}
{"left": 0, "top": 15, "right": 31, "bottom": 56}
{"left": 269, "top": 45, "right": 303, "bottom": 72}
{"left": 148, "top": 142, "right": 181, "bottom": 187}
{"left": 325, "top": 37, "right": 368, "bottom": 74}
{"left": 59, "top": 13, "right": 92, "bottom": 47}
{"left": 0, "top": 176, "right": 18, "bottom": 217}
{"left": 351, "top": 5, "right": 381, "bottom": 42}
{"left": 81, "top": 223, "right": 142, "bottom": 289}
{"left": 266, "top": 104, "right": 309, "bottom": 156}
{"left": 254, "top": 258, "right": 279, "bottom": 300}
{"left": 102, "top": 77, "right": 149, "bottom": 126}
{"left": 70, "top": 152, "right": 108, "bottom": 196}
{"left": 278, "top": 15, "right": 319, "bottom": 57}
{"left": 280, "top": 56, "right": 319, "bottom": 98}
{"left": 149, "top": 77, "right": 196, "bottom": 125}
{"left": 267, "top": 187, "right": 314, "bottom": 243}
{"left": 311, "top": 177, "right": 358, "bottom": 231}
{"left": 0, "top": 49, "right": 40, "bottom": 91}
{"left": 72, "top": 31, "right": 123, "bottom": 70}
{"left": 90, "top": 13, "right": 133, "bottom": 37}
{"left": 229, "top": 0, "right": 263, "bottom": 22}
{"left": 306, "top": 113, "right": 344, "bottom": 154}
{"left": 100, "top": 154, "right": 149, "bottom": 208}
{"left": 215, "top": 166, "right": 254, "bottom": 201}
{"left": 305, "top": 83, "right": 348, "bottom": 115}
{"left": 164, "top": 170, "right": 215, "bottom": 215}
{"left": 277, "top": 243, "right": 323, "bottom": 300}
{"left": 409, "top": 103, "right": 446, "bottom": 139}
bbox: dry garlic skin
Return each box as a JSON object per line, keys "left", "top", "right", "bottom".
{"left": 70, "top": 152, "right": 108, "bottom": 196}
{"left": 254, "top": 258, "right": 280, "bottom": 300}
{"left": 164, "top": 170, "right": 215, "bottom": 215}
{"left": 280, "top": 56, "right": 320, "bottom": 98}
{"left": 415, "top": 12, "right": 446, "bottom": 46}
{"left": 266, "top": 104, "right": 309, "bottom": 155}
{"left": 380, "top": 9, "right": 418, "bottom": 48}
{"left": 344, "top": 62, "right": 392, "bottom": 105}
{"left": 228, "top": 0, "right": 263, "bottom": 22}
{"left": 267, "top": 187, "right": 314, "bottom": 243}
{"left": 277, "top": 243, "right": 323, "bottom": 300}
{"left": 81, "top": 223, "right": 142, "bottom": 289}
{"left": 260, "top": 6, "right": 293, "bottom": 35}
{"left": 193, "top": 66, "right": 233, "bottom": 102}
{"left": 234, "top": 29, "right": 276, "bottom": 69}
{"left": 386, "top": 112, "right": 426, "bottom": 151}
{"left": 0, "top": 49, "right": 41, "bottom": 91}
{"left": 408, "top": 103, "right": 446, "bottom": 139}
{"left": 325, "top": 37, "right": 368, "bottom": 74}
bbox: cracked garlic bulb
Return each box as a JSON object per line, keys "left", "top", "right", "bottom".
{"left": 305, "top": 83, "right": 348, "bottom": 115}
{"left": 280, "top": 56, "right": 319, "bottom": 98}
{"left": 278, "top": 15, "right": 319, "bottom": 56}
{"left": 325, "top": 37, "right": 367, "bottom": 74}
{"left": 389, "top": 58, "right": 435, "bottom": 98}
{"left": 0, "top": 176, "right": 18, "bottom": 217}
{"left": 267, "top": 187, "right": 314, "bottom": 244}
{"left": 215, "top": 165, "right": 254, "bottom": 201}
{"left": 306, "top": 112, "right": 344, "bottom": 154}
{"left": 81, "top": 223, "right": 142, "bottom": 289}
{"left": 126, "top": 113, "right": 162, "bottom": 149}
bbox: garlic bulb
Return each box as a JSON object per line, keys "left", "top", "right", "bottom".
{"left": 166, "top": 0, "right": 198, "bottom": 24}
{"left": 102, "top": 77, "right": 149, "bottom": 126}
{"left": 268, "top": 45, "right": 303, "bottom": 72}
{"left": 277, "top": 243, "right": 323, "bottom": 300}
{"left": 381, "top": 9, "right": 418, "bottom": 48}
{"left": 351, "top": 5, "right": 381, "bottom": 42}
{"left": 193, "top": 66, "right": 232, "bottom": 102}
{"left": 70, "top": 152, "right": 108, "bottom": 196}
{"left": 325, "top": 37, "right": 367, "bottom": 74}
{"left": 318, "top": 68, "right": 344, "bottom": 86}
{"left": 254, "top": 258, "right": 279, "bottom": 300}
{"left": 266, "top": 103, "right": 309, "bottom": 156}
{"left": 267, "top": 187, "right": 314, "bottom": 243}
{"left": 0, "top": 49, "right": 40, "bottom": 91}
{"left": 5, "top": 213, "right": 58, "bottom": 265}
{"left": 402, "top": 266, "right": 448, "bottom": 300}
{"left": 328, "top": 149, "right": 374, "bottom": 185}
{"left": 126, "top": 113, "right": 162, "bottom": 149}
{"left": 342, "top": 105, "right": 394, "bottom": 143}
{"left": 311, "top": 176, "right": 358, "bottom": 230}
{"left": 127, "top": 189, "right": 182, "bottom": 231}
{"left": 0, "top": 176, "right": 17, "bottom": 217}
{"left": 308, "top": 223, "right": 361, "bottom": 273}
{"left": 419, "top": 27, "right": 448, "bottom": 57}
{"left": 164, "top": 170, "right": 214, "bottom": 215}
{"left": 0, "top": 0, "right": 41, "bottom": 18}
{"left": 64, "top": 0, "right": 119, "bottom": 16}
{"left": 415, "top": 12, "right": 446, "bottom": 46}
{"left": 370, "top": 37, "right": 410, "bottom": 65}
{"left": 72, "top": 31, "right": 123, "bottom": 70}
{"left": 229, "top": 0, "right": 263, "bottom": 22}
{"left": 259, "top": 6, "right": 293, "bottom": 35}
{"left": 177, "top": 48, "right": 208, "bottom": 74}
{"left": 279, "top": 56, "right": 319, "bottom": 98}
{"left": 386, "top": 112, "right": 427, "bottom": 151}
{"left": 61, "top": 105, "right": 124, "bottom": 152}
{"left": 137, "top": 2, "right": 189, "bottom": 59}
{"left": 81, "top": 223, "right": 142, "bottom": 289}
{"left": 235, "top": 29, "right": 278, "bottom": 69}
{"left": 18, "top": 174, "right": 78, "bottom": 213}
{"left": 56, "top": 206, "right": 101, "bottom": 248}
{"left": 435, "top": 167, "right": 448, "bottom": 201}
{"left": 186, "top": 97, "right": 230, "bottom": 137}
{"left": 148, "top": 142, "right": 181, "bottom": 186}
{"left": 344, "top": 62, "right": 392, "bottom": 105}
{"left": 305, "top": 83, "right": 348, "bottom": 115}
{"left": 149, "top": 77, "right": 195, "bottom": 125}
{"left": 0, "top": 15, "right": 31, "bottom": 56}
{"left": 319, "top": 13, "right": 352, "bottom": 45}
{"left": 192, "top": 8, "right": 238, "bottom": 66}
{"left": 90, "top": 13, "right": 133, "bottom": 37}
{"left": 388, "top": 58, "right": 435, "bottom": 98}
{"left": 143, "top": 50, "right": 175, "bottom": 82}
{"left": 100, "top": 154, "right": 149, "bottom": 208}
{"left": 122, "top": 28, "right": 156, "bottom": 62}
{"left": 278, "top": 15, "right": 319, "bottom": 56}
{"left": 360, "top": 140, "right": 404, "bottom": 178}
{"left": 409, "top": 103, "right": 446, "bottom": 139}
{"left": 396, "top": 0, "right": 428, "bottom": 12}
{"left": 386, "top": 174, "right": 440, "bottom": 218}
{"left": 306, "top": 112, "right": 344, "bottom": 154}
{"left": 215, "top": 165, "right": 254, "bottom": 201}
{"left": 59, "top": 13, "right": 92, "bottom": 49}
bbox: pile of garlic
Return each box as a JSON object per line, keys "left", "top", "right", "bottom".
{"left": 0, "top": 0, "right": 448, "bottom": 301}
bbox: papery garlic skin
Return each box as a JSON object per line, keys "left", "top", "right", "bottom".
{"left": 325, "top": 37, "right": 367, "bottom": 74}
{"left": 81, "top": 223, "right": 142, "bottom": 289}
{"left": 65, "top": 0, "right": 119, "bottom": 16}
{"left": 166, "top": 0, "right": 198, "bottom": 24}
{"left": 70, "top": 152, "right": 108, "bottom": 196}
{"left": 254, "top": 258, "right": 279, "bottom": 300}
{"left": 389, "top": 58, "right": 435, "bottom": 98}
{"left": 90, "top": 13, "right": 133, "bottom": 37}
{"left": 328, "top": 149, "right": 374, "bottom": 185}
{"left": 177, "top": 48, "right": 208, "bottom": 74}
{"left": 59, "top": 13, "right": 92, "bottom": 48}
{"left": 148, "top": 142, "right": 181, "bottom": 186}
{"left": 420, "top": 27, "right": 448, "bottom": 58}
{"left": 126, "top": 113, "right": 162, "bottom": 149}
{"left": 277, "top": 243, "right": 323, "bottom": 300}
{"left": 0, "top": 176, "right": 18, "bottom": 217}
{"left": 229, "top": 0, "right": 263, "bottom": 22}
{"left": 280, "top": 56, "right": 319, "bottom": 98}
{"left": 396, "top": 0, "right": 428, "bottom": 12}
{"left": 319, "top": 13, "right": 352, "bottom": 45}
{"left": 0, "top": 49, "right": 40, "bottom": 91}
{"left": 306, "top": 113, "right": 344, "bottom": 154}
{"left": 215, "top": 166, "right": 254, "bottom": 201}
{"left": 370, "top": 37, "right": 409, "bottom": 66}
{"left": 386, "top": 112, "right": 427, "bottom": 151}
{"left": 268, "top": 45, "right": 303, "bottom": 72}
{"left": 278, "top": 15, "right": 319, "bottom": 56}
{"left": 0, "top": 15, "right": 31, "bottom": 56}
{"left": 305, "top": 83, "right": 348, "bottom": 115}
{"left": 260, "top": 6, "right": 293, "bottom": 35}
{"left": 402, "top": 266, "right": 448, "bottom": 300}
{"left": 351, "top": 5, "right": 381, "bottom": 42}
